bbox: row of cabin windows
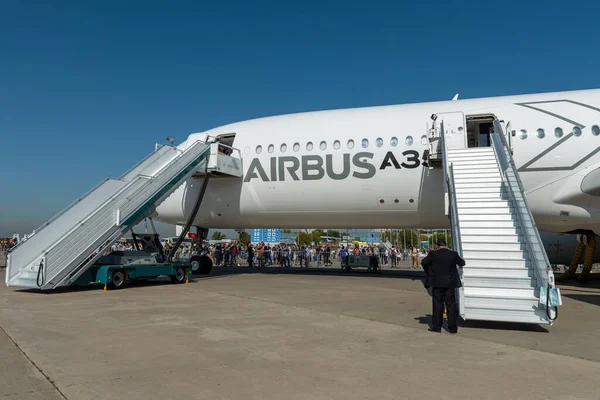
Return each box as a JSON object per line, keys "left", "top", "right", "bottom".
{"left": 253, "top": 125, "right": 600, "bottom": 154}
{"left": 255, "top": 135, "right": 424, "bottom": 154}
{"left": 519, "top": 125, "right": 600, "bottom": 139}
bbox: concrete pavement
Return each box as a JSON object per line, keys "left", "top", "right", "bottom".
{"left": 1, "top": 267, "right": 600, "bottom": 399}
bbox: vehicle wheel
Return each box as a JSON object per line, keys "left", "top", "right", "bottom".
{"left": 171, "top": 267, "right": 187, "bottom": 284}
{"left": 190, "top": 255, "right": 213, "bottom": 275}
{"left": 109, "top": 270, "right": 126, "bottom": 289}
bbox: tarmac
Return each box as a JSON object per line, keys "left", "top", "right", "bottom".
{"left": 1, "top": 265, "right": 600, "bottom": 399}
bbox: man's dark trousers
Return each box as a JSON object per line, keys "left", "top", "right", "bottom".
{"left": 432, "top": 288, "right": 457, "bottom": 332}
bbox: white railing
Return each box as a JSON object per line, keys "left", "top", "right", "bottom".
{"left": 491, "top": 120, "right": 557, "bottom": 318}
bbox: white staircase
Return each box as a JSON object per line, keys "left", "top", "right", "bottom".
{"left": 6, "top": 139, "right": 237, "bottom": 290}
{"left": 439, "top": 120, "right": 559, "bottom": 324}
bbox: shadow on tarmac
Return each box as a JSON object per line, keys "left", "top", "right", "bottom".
{"left": 414, "top": 314, "right": 549, "bottom": 333}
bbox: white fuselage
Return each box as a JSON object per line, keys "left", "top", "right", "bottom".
{"left": 155, "top": 88, "right": 600, "bottom": 235}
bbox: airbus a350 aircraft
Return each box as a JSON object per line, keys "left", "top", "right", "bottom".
{"left": 7, "top": 87, "right": 600, "bottom": 324}
{"left": 155, "top": 88, "right": 600, "bottom": 265}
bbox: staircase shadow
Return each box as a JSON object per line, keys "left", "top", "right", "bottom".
{"left": 414, "top": 314, "right": 549, "bottom": 333}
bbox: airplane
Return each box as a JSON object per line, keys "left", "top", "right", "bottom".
{"left": 153, "top": 88, "right": 600, "bottom": 274}
{"left": 8, "top": 87, "right": 599, "bottom": 324}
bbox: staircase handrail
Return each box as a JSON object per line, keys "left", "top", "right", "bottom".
{"left": 491, "top": 120, "right": 554, "bottom": 294}
{"left": 439, "top": 122, "right": 463, "bottom": 257}
{"left": 447, "top": 164, "right": 463, "bottom": 257}
{"left": 37, "top": 139, "right": 209, "bottom": 261}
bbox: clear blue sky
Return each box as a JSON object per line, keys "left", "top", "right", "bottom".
{"left": 2, "top": 0, "right": 599, "bottom": 237}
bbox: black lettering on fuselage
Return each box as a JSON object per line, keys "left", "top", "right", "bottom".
{"left": 278, "top": 156, "right": 300, "bottom": 181}
{"left": 270, "top": 157, "right": 277, "bottom": 181}
{"left": 243, "top": 157, "right": 270, "bottom": 182}
{"left": 401, "top": 150, "right": 420, "bottom": 169}
{"left": 352, "top": 152, "right": 376, "bottom": 179}
{"left": 326, "top": 154, "right": 350, "bottom": 180}
{"left": 302, "top": 155, "right": 325, "bottom": 180}
{"left": 379, "top": 151, "right": 401, "bottom": 170}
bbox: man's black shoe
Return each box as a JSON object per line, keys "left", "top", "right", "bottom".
{"left": 448, "top": 330, "right": 458, "bottom": 334}
{"left": 428, "top": 328, "right": 441, "bottom": 332}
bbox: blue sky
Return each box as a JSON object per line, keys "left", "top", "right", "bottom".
{"left": 1, "top": 0, "right": 599, "bottom": 237}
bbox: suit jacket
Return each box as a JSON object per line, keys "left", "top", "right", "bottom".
{"left": 421, "top": 248, "right": 465, "bottom": 288}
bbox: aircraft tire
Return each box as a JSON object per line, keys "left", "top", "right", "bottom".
{"left": 190, "top": 255, "right": 213, "bottom": 275}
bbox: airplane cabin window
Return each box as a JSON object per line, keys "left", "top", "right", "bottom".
{"left": 256, "top": 145, "right": 263, "bottom": 154}
{"left": 555, "top": 127, "right": 563, "bottom": 138}
{"left": 592, "top": 125, "right": 600, "bottom": 136}
{"left": 268, "top": 144, "right": 274, "bottom": 153}
{"left": 405, "top": 136, "right": 413, "bottom": 146}
{"left": 347, "top": 139, "right": 355, "bottom": 149}
{"left": 306, "top": 142, "right": 314, "bottom": 151}
{"left": 519, "top": 130, "right": 527, "bottom": 139}
{"left": 320, "top": 141, "right": 327, "bottom": 150}
{"left": 376, "top": 138, "right": 383, "bottom": 147}
{"left": 390, "top": 137, "right": 398, "bottom": 147}
{"left": 573, "top": 126, "right": 582, "bottom": 137}
{"left": 420, "top": 135, "right": 428, "bottom": 145}
{"left": 333, "top": 140, "right": 341, "bottom": 150}
{"left": 537, "top": 129, "right": 545, "bottom": 138}
{"left": 362, "top": 139, "right": 369, "bottom": 148}
{"left": 280, "top": 143, "right": 287, "bottom": 152}
{"left": 293, "top": 142, "right": 300, "bottom": 152}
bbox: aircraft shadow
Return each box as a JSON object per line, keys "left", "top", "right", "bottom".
{"left": 237, "top": 264, "right": 427, "bottom": 281}
{"left": 562, "top": 294, "right": 600, "bottom": 307}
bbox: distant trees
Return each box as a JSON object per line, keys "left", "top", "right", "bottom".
{"left": 210, "top": 231, "right": 227, "bottom": 240}
{"left": 239, "top": 231, "right": 251, "bottom": 245}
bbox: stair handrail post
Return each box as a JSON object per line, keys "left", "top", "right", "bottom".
{"left": 491, "top": 120, "right": 557, "bottom": 318}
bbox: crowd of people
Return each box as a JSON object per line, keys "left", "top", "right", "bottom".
{"left": 0, "top": 239, "right": 18, "bottom": 252}
{"left": 205, "top": 242, "right": 428, "bottom": 269}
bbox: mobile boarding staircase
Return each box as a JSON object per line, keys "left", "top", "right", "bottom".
{"left": 6, "top": 138, "right": 242, "bottom": 290}
{"left": 434, "top": 119, "right": 560, "bottom": 324}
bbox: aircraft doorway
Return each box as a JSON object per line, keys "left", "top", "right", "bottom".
{"left": 466, "top": 115, "right": 495, "bottom": 148}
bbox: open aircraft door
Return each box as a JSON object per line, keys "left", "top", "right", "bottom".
{"left": 436, "top": 112, "right": 467, "bottom": 150}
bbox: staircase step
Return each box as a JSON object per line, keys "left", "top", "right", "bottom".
{"left": 458, "top": 208, "right": 510, "bottom": 215}
{"left": 454, "top": 176, "right": 502, "bottom": 184}
{"left": 448, "top": 148, "right": 494, "bottom": 155}
{"left": 464, "top": 267, "right": 535, "bottom": 279}
{"left": 460, "top": 227, "right": 520, "bottom": 236}
{"left": 463, "top": 249, "right": 526, "bottom": 260}
{"left": 459, "top": 214, "right": 513, "bottom": 222}
{"left": 453, "top": 168, "right": 500, "bottom": 175}
{"left": 464, "top": 297, "right": 540, "bottom": 312}
{"left": 457, "top": 200, "right": 510, "bottom": 208}
{"left": 462, "top": 258, "right": 530, "bottom": 269}
{"left": 449, "top": 159, "right": 498, "bottom": 167}
{"left": 455, "top": 186, "right": 503, "bottom": 194}
{"left": 452, "top": 163, "right": 499, "bottom": 171}
{"left": 448, "top": 158, "right": 498, "bottom": 165}
{"left": 454, "top": 182, "right": 503, "bottom": 189}
{"left": 462, "top": 242, "right": 524, "bottom": 251}
{"left": 456, "top": 193, "right": 506, "bottom": 200}
{"left": 460, "top": 221, "right": 516, "bottom": 228}
{"left": 464, "top": 286, "right": 537, "bottom": 300}
{"left": 462, "top": 234, "right": 522, "bottom": 243}
{"left": 462, "top": 277, "right": 537, "bottom": 289}
{"left": 463, "top": 308, "right": 547, "bottom": 324}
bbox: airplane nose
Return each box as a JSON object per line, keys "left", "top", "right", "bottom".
{"left": 582, "top": 167, "right": 600, "bottom": 196}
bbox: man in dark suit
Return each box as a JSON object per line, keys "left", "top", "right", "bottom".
{"left": 421, "top": 239, "right": 465, "bottom": 333}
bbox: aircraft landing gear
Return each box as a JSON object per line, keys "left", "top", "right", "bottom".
{"left": 556, "top": 233, "right": 597, "bottom": 282}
